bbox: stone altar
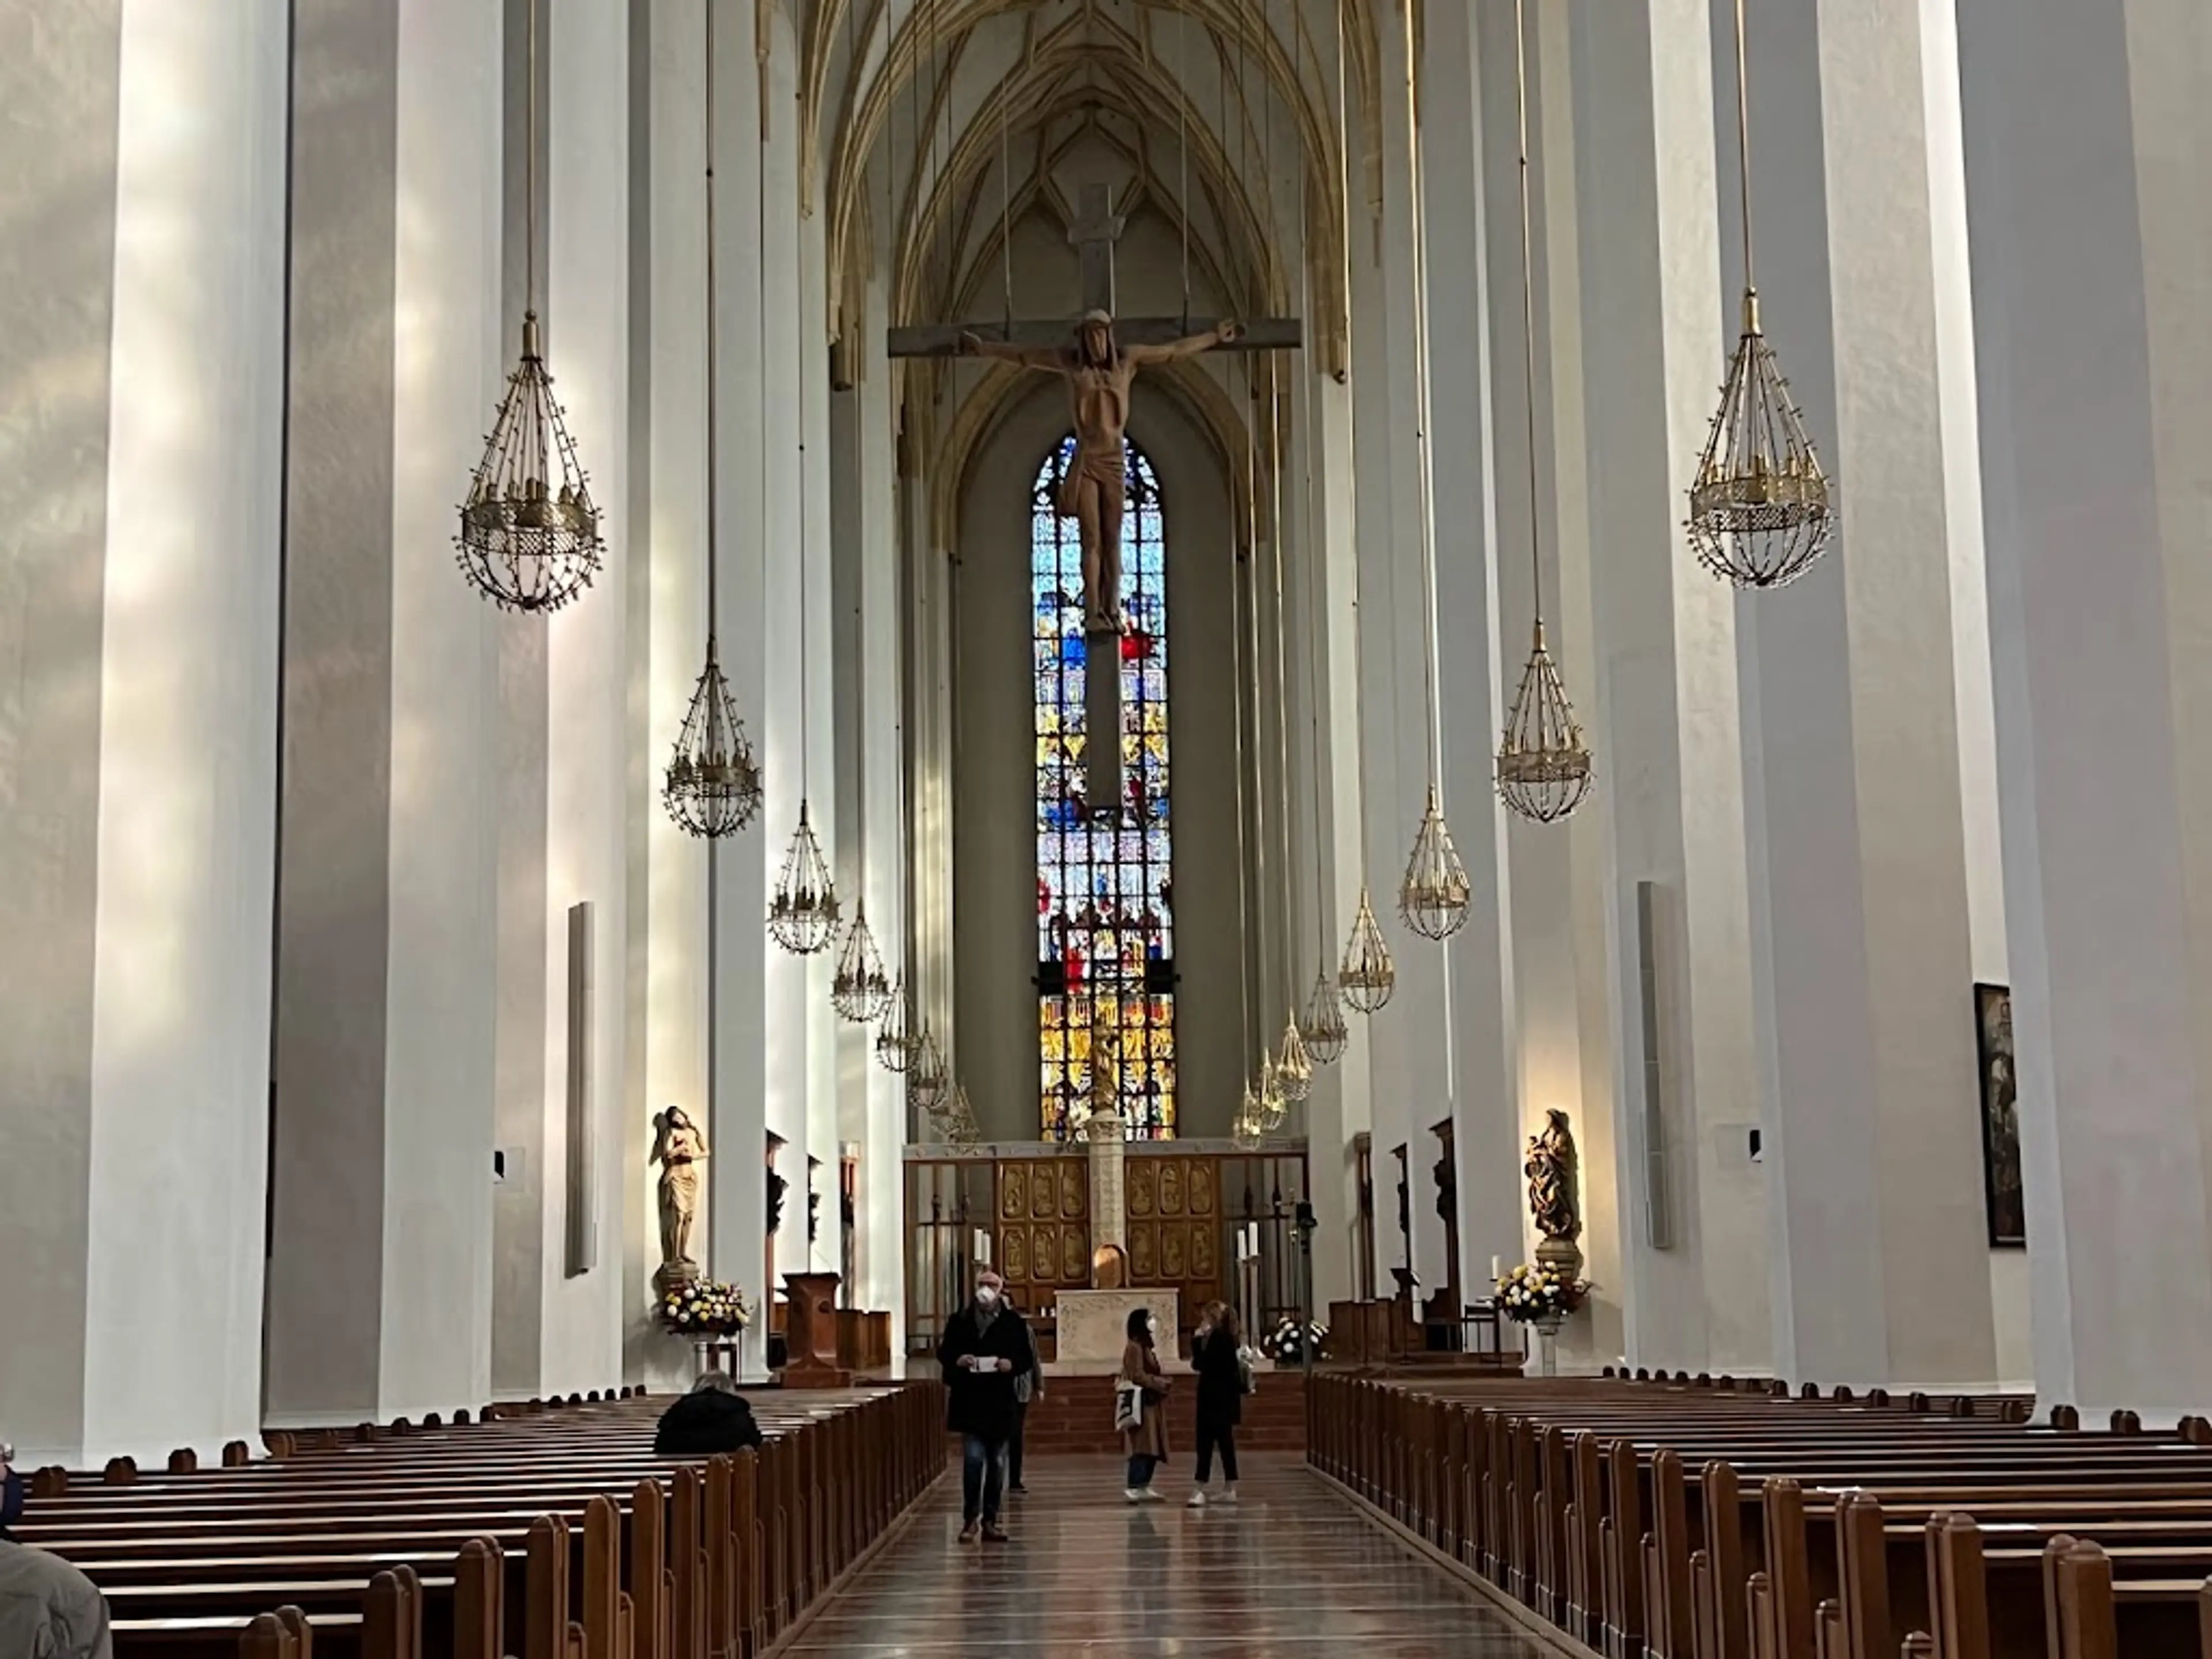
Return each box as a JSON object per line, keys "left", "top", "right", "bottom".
{"left": 1050, "top": 1288, "right": 1179, "bottom": 1374}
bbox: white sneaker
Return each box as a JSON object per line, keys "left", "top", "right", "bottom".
{"left": 1186, "top": 1490, "right": 1207, "bottom": 1508}
{"left": 1124, "top": 1488, "right": 1145, "bottom": 1503}
{"left": 1139, "top": 1487, "right": 1165, "bottom": 1503}
{"left": 1222, "top": 1486, "right": 1240, "bottom": 1505}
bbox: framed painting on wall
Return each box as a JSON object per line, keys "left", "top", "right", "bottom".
{"left": 1974, "top": 982, "right": 2025, "bottom": 1248}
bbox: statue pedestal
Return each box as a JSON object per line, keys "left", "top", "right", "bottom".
{"left": 780, "top": 1271, "right": 851, "bottom": 1389}
{"left": 1051, "top": 1288, "right": 1179, "bottom": 1374}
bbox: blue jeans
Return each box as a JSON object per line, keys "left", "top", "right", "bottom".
{"left": 1126, "top": 1453, "right": 1158, "bottom": 1488}
{"left": 962, "top": 1434, "right": 1007, "bottom": 1523}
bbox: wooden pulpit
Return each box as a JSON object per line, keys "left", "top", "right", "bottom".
{"left": 780, "top": 1271, "right": 851, "bottom": 1389}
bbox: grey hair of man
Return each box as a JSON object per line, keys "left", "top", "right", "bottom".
{"left": 691, "top": 1370, "right": 740, "bottom": 1395}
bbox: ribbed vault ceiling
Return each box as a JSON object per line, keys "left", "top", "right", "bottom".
{"left": 803, "top": 0, "right": 1387, "bottom": 372}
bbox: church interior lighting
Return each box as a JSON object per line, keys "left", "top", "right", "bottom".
{"left": 1687, "top": 0, "right": 1837, "bottom": 590}
{"left": 1338, "top": 884, "right": 1397, "bottom": 1015}
{"left": 456, "top": 0, "right": 601, "bottom": 613}
{"left": 662, "top": 0, "right": 760, "bottom": 839}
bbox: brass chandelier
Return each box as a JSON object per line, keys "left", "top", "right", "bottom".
{"left": 1301, "top": 969, "right": 1350, "bottom": 1065}
{"left": 1687, "top": 0, "right": 1835, "bottom": 589}
{"left": 663, "top": 0, "right": 762, "bottom": 838}
{"left": 875, "top": 976, "right": 915, "bottom": 1073}
{"left": 767, "top": 802, "right": 838, "bottom": 953}
{"left": 831, "top": 899, "right": 891, "bottom": 1022}
{"left": 1277, "top": 1016, "right": 1313, "bottom": 1103}
{"left": 1392, "top": 0, "right": 1472, "bottom": 940}
{"left": 768, "top": 304, "right": 838, "bottom": 953}
{"left": 1338, "top": 884, "right": 1396, "bottom": 1015}
{"left": 908, "top": 1025, "right": 948, "bottom": 1116}
{"left": 1495, "top": 0, "right": 1592, "bottom": 828}
{"left": 457, "top": 0, "right": 602, "bottom": 612}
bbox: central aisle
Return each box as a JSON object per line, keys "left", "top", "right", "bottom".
{"left": 785, "top": 1454, "right": 1548, "bottom": 1656}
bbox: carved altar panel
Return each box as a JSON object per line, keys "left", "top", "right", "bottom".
{"left": 995, "top": 1158, "right": 1090, "bottom": 1315}
{"left": 1058, "top": 1161, "right": 1086, "bottom": 1218}
{"left": 1126, "top": 1160, "right": 1157, "bottom": 1219}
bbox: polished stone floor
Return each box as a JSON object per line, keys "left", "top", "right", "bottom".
{"left": 791, "top": 1455, "right": 1548, "bottom": 1656}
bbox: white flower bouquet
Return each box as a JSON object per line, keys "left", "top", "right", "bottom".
{"left": 1492, "top": 1263, "right": 1590, "bottom": 1324}
{"left": 1260, "top": 1315, "right": 1327, "bottom": 1363}
{"left": 657, "top": 1279, "right": 752, "bottom": 1337}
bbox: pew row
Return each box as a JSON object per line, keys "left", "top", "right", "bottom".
{"left": 14, "top": 1385, "right": 944, "bottom": 1659}
{"left": 1308, "top": 1373, "right": 2212, "bottom": 1659}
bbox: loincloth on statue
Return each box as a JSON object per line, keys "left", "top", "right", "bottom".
{"left": 1056, "top": 442, "right": 1126, "bottom": 517}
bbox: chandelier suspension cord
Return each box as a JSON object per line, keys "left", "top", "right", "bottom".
{"left": 1513, "top": 0, "right": 1544, "bottom": 624}
{"left": 1400, "top": 0, "right": 1445, "bottom": 789}
{"left": 1297, "top": 251, "right": 1328, "bottom": 964}
{"left": 525, "top": 0, "right": 539, "bottom": 323}
{"left": 1238, "top": 0, "right": 1270, "bottom": 1070}
{"left": 1178, "top": 3, "right": 1191, "bottom": 326}
{"left": 703, "top": 0, "right": 721, "bottom": 1191}
{"left": 999, "top": 21, "right": 1013, "bottom": 328}
{"left": 1732, "top": 0, "right": 1756, "bottom": 300}
{"left": 1264, "top": 0, "right": 1296, "bottom": 1004}
{"left": 1330, "top": 0, "right": 1369, "bottom": 897}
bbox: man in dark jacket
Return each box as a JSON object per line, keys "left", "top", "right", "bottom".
{"left": 938, "top": 1268, "right": 1035, "bottom": 1543}
{"left": 653, "top": 1372, "right": 766, "bottom": 1457}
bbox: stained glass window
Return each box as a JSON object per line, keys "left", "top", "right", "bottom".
{"left": 1034, "top": 434, "right": 1176, "bottom": 1141}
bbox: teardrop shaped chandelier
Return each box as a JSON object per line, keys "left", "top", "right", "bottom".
{"left": 1388, "top": 0, "right": 1471, "bottom": 940}
{"left": 908, "top": 1026, "right": 948, "bottom": 1115}
{"left": 831, "top": 902, "right": 891, "bottom": 1022}
{"left": 1338, "top": 885, "right": 1396, "bottom": 1015}
{"left": 457, "top": 0, "right": 601, "bottom": 612}
{"left": 768, "top": 801, "right": 839, "bottom": 953}
{"left": 1400, "top": 784, "right": 1474, "bottom": 939}
{"left": 663, "top": 0, "right": 761, "bottom": 838}
{"left": 1495, "top": 0, "right": 1593, "bottom": 828}
{"left": 768, "top": 260, "right": 838, "bottom": 953}
{"left": 1257, "top": 1054, "right": 1287, "bottom": 1134}
{"left": 875, "top": 976, "right": 915, "bottom": 1073}
{"left": 1278, "top": 1017, "right": 1313, "bottom": 1102}
{"left": 1232, "top": 1080, "right": 1263, "bottom": 1150}
{"left": 1301, "top": 970, "right": 1350, "bottom": 1066}
{"left": 1687, "top": 0, "right": 1835, "bottom": 590}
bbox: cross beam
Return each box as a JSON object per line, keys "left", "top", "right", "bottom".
{"left": 887, "top": 183, "right": 1302, "bottom": 815}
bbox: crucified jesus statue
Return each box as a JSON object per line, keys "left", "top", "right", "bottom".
{"left": 960, "top": 309, "right": 1243, "bottom": 634}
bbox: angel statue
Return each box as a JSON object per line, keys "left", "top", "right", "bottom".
{"left": 1524, "top": 1109, "right": 1581, "bottom": 1243}
{"left": 652, "top": 1106, "right": 711, "bottom": 1276}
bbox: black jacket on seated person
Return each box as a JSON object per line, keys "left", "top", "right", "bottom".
{"left": 938, "top": 1303, "right": 1037, "bottom": 1445}
{"left": 654, "top": 1388, "right": 765, "bottom": 1456}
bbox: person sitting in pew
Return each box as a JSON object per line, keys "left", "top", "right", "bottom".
{"left": 0, "top": 1537, "right": 112, "bottom": 1659}
{"left": 653, "top": 1372, "right": 766, "bottom": 1457}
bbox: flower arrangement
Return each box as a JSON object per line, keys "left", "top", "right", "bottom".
{"left": 1260, "top": 1315, "right": 1328, "bottom": 1364}
{"left": 657, "top": 1279, "right": 752, "bottom": 1337}
{"left": 1493, "top": 1263, "right": 1590, "bottom": 1324}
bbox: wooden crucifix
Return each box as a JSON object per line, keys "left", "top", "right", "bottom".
{"left": 887, "top": 183, "right": 1303, "bottom": 810}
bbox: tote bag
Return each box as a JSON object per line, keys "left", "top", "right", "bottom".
{"left": 1113, "top": 1379, "right": 1144, "bottom": 1433}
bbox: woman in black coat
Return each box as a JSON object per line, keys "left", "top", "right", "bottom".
{"left": 1187, "top": 1300, "right": 1244, "bottom": 1506}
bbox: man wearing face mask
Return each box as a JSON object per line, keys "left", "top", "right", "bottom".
{"left": 937, "top": 1268, "right": 1036, "bottom": 1544}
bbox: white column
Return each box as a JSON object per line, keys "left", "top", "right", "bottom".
{"left": 1419, "top": 0, "right": 1526, "bottom": 1313}
{"left": 638, "top": 0, "right": 717, "bottom": 1392}
{"left": 1734, "top": 0, "right": 1996, "bottom": 1389}
{"left": 533, "top": 0, "right": 631, "bottom": 1391}
{"left": 704, "top": 1, "right": 770, "bottom": 1370}
{"left": 1348, "top": 9, "right": 1451, "bottom": 1302}
{"left": 0, "top": 0, "right": 289, "bottom": 1467}
{"left": 1567, "top": 0, "right": 1767, "bottom": 1375}
{"left": 1956, "top": 0, "right": 2212, "bottom": 1422}
{"left": 267, "top": 0, "right": 505, "bottom": 1427}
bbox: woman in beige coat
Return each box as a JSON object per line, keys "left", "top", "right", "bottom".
{"left": 1118, "top": 1305, "right": 1172, "bottom": 1501}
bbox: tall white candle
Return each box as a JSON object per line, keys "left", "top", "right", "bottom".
{"left": 1491, "top": 1254, "right": 1502, "bottom": 1282}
